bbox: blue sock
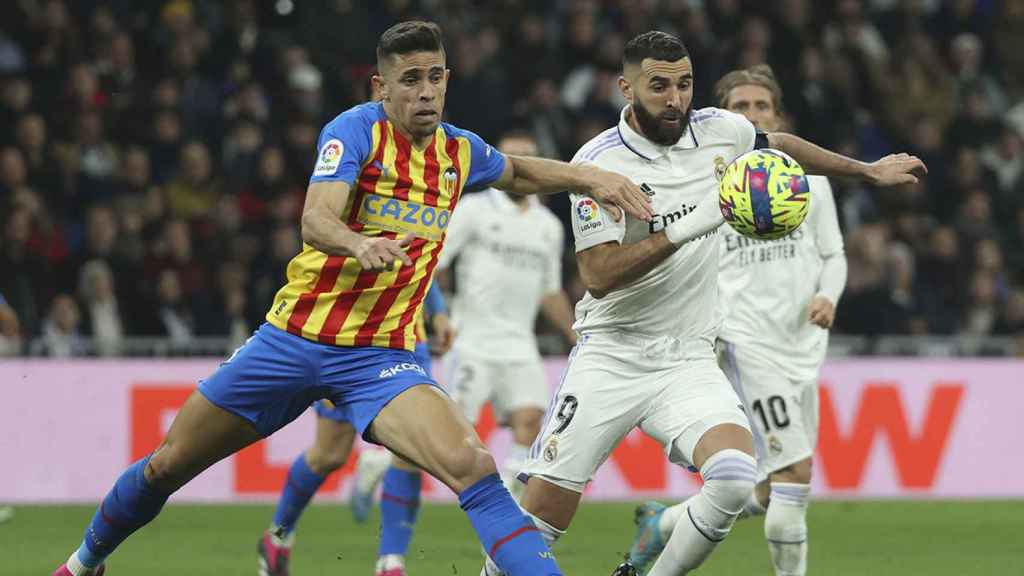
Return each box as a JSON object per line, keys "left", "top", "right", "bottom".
{"left": 458, "top": 474, "right": 562, "bottom": 576}
{"left": 77, "top": 456, "right": 170, "bottom": 567}
{"left": 378, "top": 467, "right": 422, "bottom": 556}
{"left": 271, "top": 453, "right": 327, "bottom": 536}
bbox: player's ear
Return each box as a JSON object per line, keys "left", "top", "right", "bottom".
{"left": 618, "top": 76, "right": 633, "bottom": 104}
{"left": 371, "top": 74, "right": 388, "bottom": 102}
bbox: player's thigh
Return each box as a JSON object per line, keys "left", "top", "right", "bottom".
{"left": 521, "top": 341, "right": 649, "bottom": 489}
{"left": 641, "top": 358, "right": 752, "bottom": 471}
{"left": 197, "top": 323, "right": 323, "bottom": 437}
{"left": 493, "top": 357, "right": 549, "bottom": 427}
{"left": 369, "top": 384, "right": 494, "bottom": 493}
{"left": 720, "top": 344, "right": 815, "bottom": 479}
{"left": 148, "top": 391, "right": 263, "bottom": 492}
{"left": 443, "top": 352, "right": 495, "bottom": 425}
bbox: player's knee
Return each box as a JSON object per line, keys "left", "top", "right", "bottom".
{"left": 443, "top": 442, "right": 497, "bottom": 492}
{"left": 145, "top": 445, "right": 189, "bottom": 492}
{"left": 511, "top": 408, "right": 544, "bottom": 444}
{"left": 771, "top": 458, "right": 812, "bottom": 485}
{"left": 305, "top": 446, "right": 348, "bottom": 474}
{"left": 700, "top": 449, "right": 758, "bottom": 516}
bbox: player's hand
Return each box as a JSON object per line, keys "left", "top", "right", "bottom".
{"left": 352, "top": 233, "right": 415, "bottom": 271}
{"left": 864, "top": 153, "right": 928, "bottom": 187}
{"left": 808, "top": 295, "right": 836, "bottom": 329}
{"left": 583, "top": 168, "right": 653, "bottom": 222}
{"left": 431, "top": 313, "right": 456, "bottom": 354}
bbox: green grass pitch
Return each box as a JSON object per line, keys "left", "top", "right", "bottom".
{"left": 7, "top": 500, "right": 1020, "bottom": 575}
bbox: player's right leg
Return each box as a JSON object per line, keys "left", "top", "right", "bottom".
{"left": 54, "top": 324, "right": 321, "bottom": 576}
{"left": 374, "top": 455, "right": 422, "bottom": 576}
{"left": 493, "top": 358, "right": 548, "bottom": 499}
{"left": 260, "top": 407, "right": 357, "bottom": 576}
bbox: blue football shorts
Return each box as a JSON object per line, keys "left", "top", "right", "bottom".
{"left": 198, "top": 323, "right": 439, "bottom": 439}
{"left": 314, "top": 341, "right": 433, "bottom": 423}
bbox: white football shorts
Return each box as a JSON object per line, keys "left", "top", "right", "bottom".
{"left": 718, "top": 339, "right": 819, "bottom": 482}
{"left": 520, "top": 332, "right": 750, "bottom": 492}
{"left": 443, "top": 349, "right": 549, "bottom": 425}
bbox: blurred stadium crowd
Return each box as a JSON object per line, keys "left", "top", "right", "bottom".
{"left": 0, "top": 0, "right": 1022, "bottom": 357}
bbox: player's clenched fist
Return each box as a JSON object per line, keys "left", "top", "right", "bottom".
{"left": 582, "top": 168, "right": 653, "bottom": 222}
{"left": 353, "top": 233, "right": 415, "bottom": 271}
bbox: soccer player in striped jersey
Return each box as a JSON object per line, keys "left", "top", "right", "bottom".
{"left": 257, "top": 282, "right": 452, "bottom": 576}
{"left": 52, "top": 21, "right": 650, "bottom": 576}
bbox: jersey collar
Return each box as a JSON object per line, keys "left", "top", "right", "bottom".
{"left": 617, "top": 105, "right": 698, "bottom": 161}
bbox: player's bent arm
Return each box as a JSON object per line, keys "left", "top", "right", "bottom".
{"left": 577, "top": 235, "right": 677, "bottom": 298}
{"left": 540, "top": 291, "right": 578, "bottom": 346}
{"left": 301, "top": 181, "right": 413, "bottom": 270}
{"left": 492, "top": 155, "right": 652, "bottom": 222}
{"left": 766, "top": 133, "right": 926, "bottom": 186}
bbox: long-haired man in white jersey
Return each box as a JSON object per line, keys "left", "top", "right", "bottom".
{"left": 479, "top": 30, "right": 924, "bottom": 576}
{"left": 627, "top": 64, "right": 847, "bottom": 576}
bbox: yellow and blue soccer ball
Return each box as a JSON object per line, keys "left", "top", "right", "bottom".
{"left": 718, "top": 149, "right": 810, "bottom": 240}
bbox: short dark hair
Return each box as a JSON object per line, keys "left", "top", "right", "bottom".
{"left": 376, "top": 21, "right": 445, "bottom": 67}
{"left": 623, "top": 31, "right": 689, "bottom": 68}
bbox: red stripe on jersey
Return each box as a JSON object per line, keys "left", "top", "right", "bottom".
{"left": 391, "top": 130, "right": 414, "bottom": 201}
{"left": 353, "top": 238, "right": 428, "bottom": 346}
{"left": 316, "top": 265, "right": 383, "bottom": 344}
{"left": 350, "top": 121, "right": 389, "bottom": 233}
{"left": 445, "top": 136, "right": 465, "bottom": 210}
{"left": 286, "top": 256, "right": 347, "bottom": 335}
{"left": 422, "top": 137, "right": 441, "bottom": 207}
{"left": 388, "top": 240, "right": 443, "bottom": 349}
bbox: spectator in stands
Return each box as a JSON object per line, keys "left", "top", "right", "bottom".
{"left": 153, "top": 269, "right": 194, "bottom": 346}
{"left": 0, "top": 207, "right": 52, "bottom": 335}
{"left": 0, "top": 292, "right": 21, "bottom": 356}
{"left": 963, "top": 272, "right": 1001, "bottom": 336}
{"left": 917, "top": 226, "right": 967, "bottom": 334}
{"left": 39, "top": 293, "right": 84, "bottom": 357}
{"left": 165, "top": 141, "right": 221, "bottom": 221}
{"left": 78, "top": 259, "right": 123, "bottom": 356}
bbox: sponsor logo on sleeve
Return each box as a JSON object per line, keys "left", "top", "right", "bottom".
{"left": 575, "top": 197, "right": 604, "bottom": 237}
{"left": 313, "top": 138, "right": 343, "bottom": 177}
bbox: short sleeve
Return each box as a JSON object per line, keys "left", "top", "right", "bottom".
{"left": 309, "top": 108, "right": 375, "bottom": 185}
{"left": 461, "top": 130, "right": 507, "bottom": 192}
{"left": 569, "top": 187, "right": 626, "bottom": 252}
{"left": 438, "top": 193, "right": 479, "bottom": 269}
{"left": 809, "top": 176, "right": 844, "bottom": 257}
{"left": 721, "top": 109, "right": 757, "bottom": 161}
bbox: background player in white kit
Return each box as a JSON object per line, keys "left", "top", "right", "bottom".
{"left": 628, "top": 64, "right": 848, "bottom": 576}
{"left": 439, "top": 131, "right": 577, "bottom": 498}
{"left": 478, "top": 31, "right": 924, "bottom": 576}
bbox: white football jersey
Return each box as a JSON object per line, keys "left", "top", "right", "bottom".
{"left": 569, "top": 106, "right": 756, "bottom": 343}
{"left": 717, "top": 175, "right": 844, "bottom": 381}
{"left": 438, "top": 188, "right": 564, "bottom": 361}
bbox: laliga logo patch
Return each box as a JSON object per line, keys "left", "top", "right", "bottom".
{"left": 575, "top": 197, "right": 604, "bottom": 237}
{"left": 313, "top": 138, "right": 344, "bottom": 177}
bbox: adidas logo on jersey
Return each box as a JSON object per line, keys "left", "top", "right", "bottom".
{"left": 640, "top": 182, "right": 656, "bottom": 197}
{"left": 379, "top": 363, "right": 427, "bottom": 379}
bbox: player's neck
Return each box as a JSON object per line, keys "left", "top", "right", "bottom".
{"left": 384, "top": 102, "right": 435, "bottom": 149}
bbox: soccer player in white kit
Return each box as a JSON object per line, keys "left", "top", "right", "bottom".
{"left": 478, "top": 31, "right": 924, "bottom": 576}
{"left": 628, "top": 64, "right": 848, "bottom": 576}
{"left": 439, "top": 131, "right": 577, "bottom": 499}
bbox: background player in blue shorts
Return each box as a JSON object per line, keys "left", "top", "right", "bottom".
{"left": 258, "top": 283, "right": 454, "bottom": 576}
{"left": 52, "top": 20, "right": 650, "bottom": 576}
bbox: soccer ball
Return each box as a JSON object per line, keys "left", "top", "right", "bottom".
{"left": 718, "top": 149, "right": 810, "bottom": 240}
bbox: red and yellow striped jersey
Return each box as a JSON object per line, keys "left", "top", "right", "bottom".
{"left": 266, "top": 102, "right": 504, "bottom": 350}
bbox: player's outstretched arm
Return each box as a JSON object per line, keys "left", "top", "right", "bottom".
{"left": 493, "top": 155, "right": 653, "bottom": 222}
{"left": 766, "top": 133, "right": 927, "bottom": 186}
{"left": 540, "top": 291, "right": 578, "bottom": 346}
{"left": 301, "top": 181, "right": 414, "bottom": 271}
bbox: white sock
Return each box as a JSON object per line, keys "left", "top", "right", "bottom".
{"left": 376, "top": 554, "right": 405, "bottom": 571}
{"left": 67, "top": 552, "right": 91, "bottom": 576}
{"left": 501, "top": 443, "right": 530, "bottom": 500}
{"left": 740, "top": 492, "right": 767, "bottom": 518}
{"left": 481, "top": 510, "right": 565, "bottom": 576}
{"left": 765, "top": 482, "right": 810, "bottom": 576}
{"left": 647, "top": 450, "right": 756, "bottom": 576}
{"left": 657, "top": 498, "right": 692, "bottom": 539}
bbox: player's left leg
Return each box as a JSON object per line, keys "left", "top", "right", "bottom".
{"left": 494, "top": 358, "right": 548, "bottom": 499}
{"left": 260, "top": 408, "right": 357, "bottom": 576}
{"left": 763, "top": 458, "right": 812, "bottom": 576}
{"left": 632, "top": 357, "right": 757, "bottom": 575}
